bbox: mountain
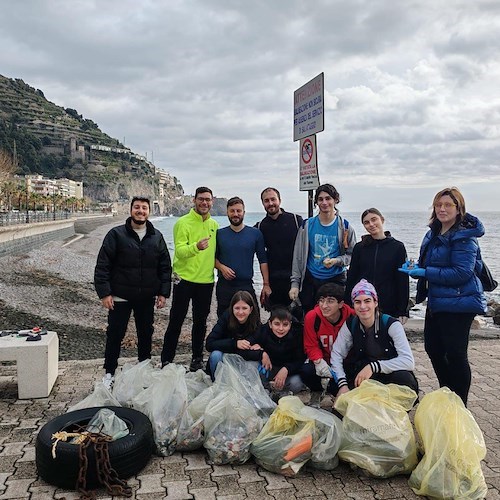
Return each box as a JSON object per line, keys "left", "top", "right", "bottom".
{"left": 0, "top": 74, "right": 186, "bottom": 212}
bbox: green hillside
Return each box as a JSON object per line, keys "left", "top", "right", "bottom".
{"left": 0, "top": 74, "right": 181, "bottom": 206}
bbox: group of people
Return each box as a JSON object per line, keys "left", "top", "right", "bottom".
{"left": 94, "top": 184, "right": 488, "bottom": 407}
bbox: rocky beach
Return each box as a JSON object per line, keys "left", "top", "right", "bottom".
{"left": 0, "top": 216, "right": 219, "bottom": 361}
{"left": 0, "top": 216, "right": 499, "bottom": 362}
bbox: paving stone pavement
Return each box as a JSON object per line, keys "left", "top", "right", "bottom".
{"left": 0, "top": 339, "right": 499, "bottom": 499}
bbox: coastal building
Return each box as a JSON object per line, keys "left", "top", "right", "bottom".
{"left": 25, "top": 174, "right": 84, "bottom": 199}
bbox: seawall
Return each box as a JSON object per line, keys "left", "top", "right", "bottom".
{"left": 0, "top": 215, "right": 115, "bottom": 257}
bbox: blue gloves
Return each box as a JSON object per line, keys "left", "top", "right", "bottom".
{"left": 398, "top": 260, "right": 426, "bottom": 278}
{"left": 258, "top": 363, "right": 270, "bottom": 379}
{"left": 409, "top": 267, "right": 426, "bottom": 278}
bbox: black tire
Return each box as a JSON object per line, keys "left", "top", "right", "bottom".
{"left": 36, "top": 406, "right": 154, "bottom": 490}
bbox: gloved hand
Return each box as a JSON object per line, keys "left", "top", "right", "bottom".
{"left": 398, "top": 259, "right": 416, "bottom": 274}
{"left": 399, "top": 260, "right": 425, "bottom": 278}
{"left": 409, "top": 267, "right": 426, "bottom": 278}
{"left": 289, "top": 287, "right": 299, "bottom": 301}
{"left": 314, "top": 359, "right": 335, "bottom": 378}
{"left": 398, "top": 316, "right": 408, "bottom": 325}
{"left": 258, "top": 363, "right": 270, "bottom": 379}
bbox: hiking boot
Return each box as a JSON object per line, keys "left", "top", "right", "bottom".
{"left": 102, "top": 373, "right": 114, "bottom": 391}
{"left": 308, "top": 391, "right": 324, "bottom": 409}
{"left": 189, "top": 357, "right": 204, "bottom": 372}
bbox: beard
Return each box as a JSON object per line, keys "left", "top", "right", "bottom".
{"left": 131, "top": 217, "right": 147, "bottom": 225}
{"left": 228, "top": 216, "right": 243, "bottom": 226}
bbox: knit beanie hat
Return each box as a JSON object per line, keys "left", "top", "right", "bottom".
{"left": 351, "top": 279, "right": 378, "bottom": 302}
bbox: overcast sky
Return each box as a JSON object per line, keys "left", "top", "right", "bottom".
{"left": 1, "top": 0, "right": 499, "bottom": 213}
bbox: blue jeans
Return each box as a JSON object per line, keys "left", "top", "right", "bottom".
{"left": 208, "top": 350, "right": 225, "bottom": 380}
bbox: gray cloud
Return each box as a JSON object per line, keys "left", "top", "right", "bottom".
{"left": 1, "top": 0, "right": 499, "bottom": 212}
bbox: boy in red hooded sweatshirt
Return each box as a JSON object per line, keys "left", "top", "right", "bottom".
{"left": 300, "top": 283, "right": 354, "bottom": 407}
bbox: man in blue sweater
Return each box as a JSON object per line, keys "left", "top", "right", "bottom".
{"left": 215, "top": 196, "right": 270, "bottom": 316}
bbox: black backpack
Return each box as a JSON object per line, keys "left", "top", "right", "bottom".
{"left": 478, "top": 261, "right": 498, "bottom": 292}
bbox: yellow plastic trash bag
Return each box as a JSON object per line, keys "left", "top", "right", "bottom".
{"left": 250, "top": 396, "right": 314, "bottom": 477}
{"left": 334, "top": 379, "right": 418, "bottom": 478}
{"left": 408, "top": 388, "right": 487, "bottom": 499}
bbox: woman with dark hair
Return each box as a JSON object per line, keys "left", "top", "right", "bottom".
{"left": 205, "top": 290, "right": 262, "bottom": 379}
{"left": 345, "top": 208, "right": 409, "bottom": 322}
{"left": 399, "top": 187, "right": 487, "bottom": 405}
{"left": 289, "top": 183, "right": 356, "bottom": 313}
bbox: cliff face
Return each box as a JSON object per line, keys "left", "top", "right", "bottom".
{"left": 0, "top": 74, "right": 185, "bottom": 209}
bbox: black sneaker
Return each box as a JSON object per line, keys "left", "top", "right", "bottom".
{"left": 189, "top": 357, "right": 204, "bottom": 372}
{"left": 161, "top": 361, "right": 170, "bottom": 369}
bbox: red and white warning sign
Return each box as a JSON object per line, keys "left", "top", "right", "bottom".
{"left": 299, "top": 135, "right": 319, "bottom": 191}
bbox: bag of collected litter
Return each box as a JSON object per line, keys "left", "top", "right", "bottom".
{"left": 251, "top": 396, "right": 315, "bottom": 477}
{"left": 86, "top": 408, "right": 129, "bottom": 441}
{"left": 132, "top": 363, "right": 188, "bottom": 456}
{"left": 408, "top": 388, "right": 487, "bottom": 499}
{"left": 300, "top": 406, "right": 342, "bottom": 470}
{"left": 176, "top": 385, "right": 217, "bottom": 452}
{"left": 185, "top": 369, "right": 212, "bottom": 401}
{"left": 203, "top": 390, "right": 262, "bottom": 465}
{"left": 113, "top": 359, "right": 156, "bottom": 406}
{"left": 213, "top": 354, "right": 276, "bottom": 418}
{"left": 334, "top": 380, "right": 418, "bottom": 478}
{"left": 67, "top": 382, "right": 121, "bottom": 413}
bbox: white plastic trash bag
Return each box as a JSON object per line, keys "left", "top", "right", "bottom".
{"left": 113, "top": 359, "right": 155, "bottom": 406}
{"left": 177, "top": 386, "right": 216, "bottom": 452}
{"left": 185, "top": 369, "right": 212, "bottom": 401}
{"left": 213, "top": 354, "right": 276, "bottom": 418}
{"left": 67, "top": 383, "right": 121, "bottom": 413}
{"left": 204, "top": 390, "right": 262, "bottom": 465}
{"left": 132, "top": 363, "right": 188, "bottom": 456}
{"left": 85, "top": 408, "right": 129, "bottom": 441}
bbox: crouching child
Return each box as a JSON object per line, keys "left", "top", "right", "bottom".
{"left": 248, "top": 307, "right": 306, "bottom": 401}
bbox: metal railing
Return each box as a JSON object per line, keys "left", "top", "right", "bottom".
{"left": 0, "top": 211, "right": 71, "bottom": 226}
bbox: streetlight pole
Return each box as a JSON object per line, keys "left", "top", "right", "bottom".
{"left": 25, "top": 186, "right": 29, "bottom": 223}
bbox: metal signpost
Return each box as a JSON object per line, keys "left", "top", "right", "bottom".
{"left": 294, "top": 73, "right": 324, "bottom": 216}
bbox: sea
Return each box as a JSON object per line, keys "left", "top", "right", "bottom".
{"left": 152, "top": 211, "right": 500, "bottom": 322}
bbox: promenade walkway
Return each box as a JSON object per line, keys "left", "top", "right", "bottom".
{"left": 1, "top": 339, "right": 499, "bottom": 499}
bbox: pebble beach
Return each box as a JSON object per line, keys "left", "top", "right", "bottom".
{"left": 0, "top": 216, "right": 217, "bottom": 361}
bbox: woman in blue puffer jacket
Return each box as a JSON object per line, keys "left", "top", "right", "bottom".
{"left": 401, "top": 187, "right": 486, "bottom": 406}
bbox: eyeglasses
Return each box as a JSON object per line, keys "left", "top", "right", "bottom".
{"left": 434, "top": 202, "right": 456, "bottom": 209}
{"left": 318, "top": 297, "right": 337, "bottom": 305}
{"left": 196, "top": 197, "right": 212, "bottom": 203}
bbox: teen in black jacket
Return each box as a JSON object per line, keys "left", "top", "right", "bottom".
{"left": 345, "top": 208, "right": 409, "bottom": 321}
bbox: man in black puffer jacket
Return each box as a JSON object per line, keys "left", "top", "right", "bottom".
{"left": 94, "top": 196, "right": 172, "bottom": 388}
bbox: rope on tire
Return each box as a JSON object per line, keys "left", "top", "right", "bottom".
{"left": 51, "top": 430, "right": 132, "bottom": 499}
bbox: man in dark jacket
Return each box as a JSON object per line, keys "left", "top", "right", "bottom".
{"left": 256, "top": 187, "right": 303, "bottom": 308}
{"left": 94, "top": 196, "right": 172, "bottom": 388}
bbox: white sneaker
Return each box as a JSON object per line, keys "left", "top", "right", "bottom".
{"left": 102, "top": 373, "right": 114, "bottom": 391}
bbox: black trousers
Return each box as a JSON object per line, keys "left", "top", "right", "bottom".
{"left": 161, "top": 280, "right": 214, "bottom": 363}
{"left": 424, "top": 309, "right": 474, "bottom": 406}
{"left": 268, "top": 276, "right": 293, "bottom": 308}
{"left": 103, "top": 298, "right": 155, "bottom": 375}
{"left": 215, "top": 280, "right": 258, "bottom": 317}
{"left": 299, "top": 268, "right": 347, "bottom": 313}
